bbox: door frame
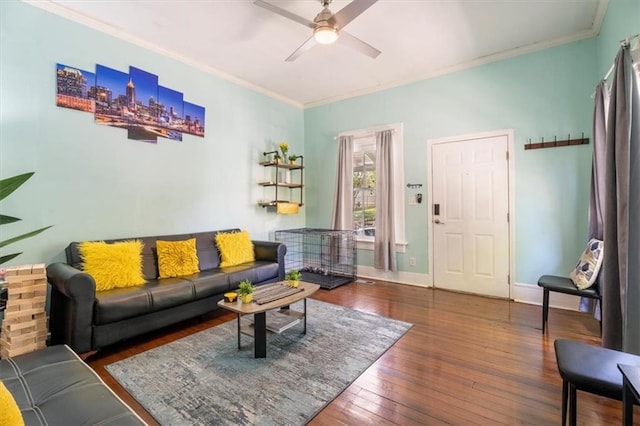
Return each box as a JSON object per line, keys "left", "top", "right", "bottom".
{"left": 426, "top": 129, "right": 515, "bottom": 298}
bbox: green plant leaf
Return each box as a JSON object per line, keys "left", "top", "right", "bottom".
{"left": 0, "top": 252, "right": 22, "bottom": 265}
{"left": 0, "top": 225, "right": 53, "bottom": 249}
{"left": 0, "top": 214, "right": 21, "bottom": 225}
{"left": 0, "top": 172, "right": 34, "bottom": 201}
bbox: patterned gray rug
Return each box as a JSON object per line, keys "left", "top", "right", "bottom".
{"left": 106, "top": 299, "right": 412, "bottom": 425}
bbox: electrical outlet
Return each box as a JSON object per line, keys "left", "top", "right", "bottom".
{"left": 409, "top": 257, "right": 416, "bottom": 267}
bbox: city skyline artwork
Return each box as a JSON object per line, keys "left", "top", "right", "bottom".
{"left": 56, "top": 63, "right": 205, "bottom": 143}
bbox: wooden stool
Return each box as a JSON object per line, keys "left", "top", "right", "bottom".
{"left": 554, "top": 339, "right": 640, "bottom": 425}
{"left": 537, "top": 275, "right": 601, "bottom": 334}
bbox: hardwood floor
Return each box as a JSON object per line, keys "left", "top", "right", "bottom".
{"left": 87, "top": 281, "right": 637, "bottom": 425}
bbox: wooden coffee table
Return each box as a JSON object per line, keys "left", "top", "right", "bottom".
{"left": 217, "top": 281, "right": 320, "bottom": 358}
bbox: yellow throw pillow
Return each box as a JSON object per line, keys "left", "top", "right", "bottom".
{"left": 0, "top": 380, "right": 24, "bottom": 426}
{"left": 215, "top": 231, "right": 255, "bottom": 267}
{"left": 79, "top": 240, "right": 146, "bottom": 291}
{"left": 156, "top": 238, "right": 200, "bottom": 278}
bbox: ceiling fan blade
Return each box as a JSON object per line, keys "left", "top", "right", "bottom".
{"left": 332, "top": 0, "right": 378, "bottom": 29}
{"left": 336, "top": 31, "right": 381, "bottom": 59}
{"left": 285, "top": 36, "right": 317, "bottom": 62}
{"left": 253, "top": 0, "right": 317, "bottom": 29}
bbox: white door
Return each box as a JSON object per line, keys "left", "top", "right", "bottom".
{"left": 431, "top": 134, "right": 510, "bottom": 298}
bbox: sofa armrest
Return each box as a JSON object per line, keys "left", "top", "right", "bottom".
{"left": 253, "top": 240, "right": 287, "bottom": 280}
{"left": 47, "top": 262, "right": 96, "bottom": 353}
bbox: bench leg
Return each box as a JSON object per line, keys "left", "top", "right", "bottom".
{"left": 598, "top": 299, "right": 603, "bottom": 337}
{"left": 569, "top": 383, "right": 577, "bottom": 426}
{"left": 542, "top": 288, "right": 550, "bottom": 334}
{"left": 561, "top": 379, "right": 568, "bottom": 426}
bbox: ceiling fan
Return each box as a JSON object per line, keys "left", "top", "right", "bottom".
{"left": 254, "top": 0, "right": 381, "bottom": 62}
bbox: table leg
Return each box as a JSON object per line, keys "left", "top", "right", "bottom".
{"left": 237, "top": 313, "right": 241, "bottom": 350}
{"left": 623, "top": 377, "right": 633, "bottom": 426}
{"left": 303, "top": 298, "right": 307, "bottom": 334}
{"left": 254, "top": 312, "right": 267, "bottom": 358}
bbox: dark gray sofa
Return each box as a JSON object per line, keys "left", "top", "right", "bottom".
{"left": 47, "top": 229, "right": 285, "bottom": 354}
{"left": 1, "top": 345, "right": 144, "bottom": 425}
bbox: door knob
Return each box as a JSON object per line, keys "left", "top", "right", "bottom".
{"left": 434, "top": 219, "right": 445, "bottom": 224}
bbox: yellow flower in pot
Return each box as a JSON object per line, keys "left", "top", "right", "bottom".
{"left": 279, "top": 142, "right": 289, "bottom": 161}
{"left": 238, "top": 279, "right": 255, "bottom": 303}
{"left": 285, "top": 269, "right": 301, "bottom": 288}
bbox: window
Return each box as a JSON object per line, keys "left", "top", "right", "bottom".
{"left": 339, "top": 123, "right": 406, "bottom": 250}
{"left": 353, "top": 136, "right": 376, "bottom": 239}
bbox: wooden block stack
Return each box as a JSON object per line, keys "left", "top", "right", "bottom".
{"left": 0, "top": 264, "right": 48, "bottom": 359}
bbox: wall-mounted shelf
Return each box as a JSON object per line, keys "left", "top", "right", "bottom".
{"left": 258, "top": 161, "right": 303, "bottom": 170}
{"left": 257, "top": 201, "right": 302, "bottom": 208}
{"left": 258, "top": 181, "right": 303, "bottom": 189}
{"left": 258, "top": 153, "right": 304, "bottom": 210}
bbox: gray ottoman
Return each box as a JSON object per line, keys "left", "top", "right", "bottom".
{"left": 0, "top": 345, "right": 145, "bottom": 425}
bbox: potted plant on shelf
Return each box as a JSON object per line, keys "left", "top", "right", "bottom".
{"left": 288, "top": 155, "right": 297, "bottom": 165}
{"left": 273, "top": 153, "right": 281, "bottom": 164}
{"left": 285, "top": 269, "right": 301, "bottom": 288}
{"left": 238, "top": 279, "right": 255, "bottom": 303}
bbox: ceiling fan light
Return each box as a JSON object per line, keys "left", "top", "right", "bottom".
{"left": 314, "top": 26, "right": 338, "bottom": 44}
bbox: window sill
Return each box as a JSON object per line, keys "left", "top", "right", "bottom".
{"left": 356, "top": 239, "right": 407, "bottom": 253}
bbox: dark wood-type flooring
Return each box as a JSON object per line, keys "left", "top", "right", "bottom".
{"left": 87, "top": 281, "right": 638, "bottom": 425}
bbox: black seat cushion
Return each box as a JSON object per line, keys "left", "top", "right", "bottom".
{"left": 94, "top": 277, "right": 194, "bottom": 324}
{"left": 223, "top": 261, "right": 280, "bottom": 287}
{"left": 538, "top": 275, "right": 600, "bottom": 298}
{"left": 186, "top": 270, "right": 230, "bottom": 298}
{"left": 555, "top": 339, "right": 640, "bottom": 400}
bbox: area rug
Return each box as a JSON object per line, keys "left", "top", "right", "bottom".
{"left": 105, "top": 299, "right": 412, "bottom": 425}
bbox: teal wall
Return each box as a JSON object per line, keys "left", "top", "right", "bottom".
{"left": 304, "top": 41, "right": 595, "bottom": 283}
{"left": 596, "top": 0, "right": 639, "bottom": 76}
{"left": 304, "top": 0, "right": 638, "bottom": 284}
{"left": 0, "top": 0, "right": 304, "bottom": 265}
{"left": 1, "top": 0, "right": 636, "bottom": 285}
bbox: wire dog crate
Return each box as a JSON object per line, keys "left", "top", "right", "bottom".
{"left": 274, "top": 228, "right": 357, "bottom": 289}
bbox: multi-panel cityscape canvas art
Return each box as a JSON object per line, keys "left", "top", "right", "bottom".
{"left": 56, "top": 63, "right": 205, "bottom": 143}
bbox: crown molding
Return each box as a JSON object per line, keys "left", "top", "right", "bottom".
{"left": 23, "top": 0, "right": 608, "bottom": 110}
{"left": 22, "top": 0, "right": 304, "bottom": 109}
{"left": 304, "top": 27, "right": 603, "bottom": 109}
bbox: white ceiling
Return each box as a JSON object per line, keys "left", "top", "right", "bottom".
{"left": 33, "top": 0, "right": 607, "bottom": 107}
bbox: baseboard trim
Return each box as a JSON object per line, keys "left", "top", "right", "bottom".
{"left": 352, "top": 272, "right": 584, "bottom": 311}
{"left": 356, "top": 265, "right": 431, "bottom": 288}
{"left": 513, "top": 282, "right": 582, "bottom": 311}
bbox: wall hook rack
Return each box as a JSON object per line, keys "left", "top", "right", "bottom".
{"left": 525, "top": 133, "right": 589, "bottom": 150}
{"left": 406, "top": 183, "right": 423, "bottom": 189}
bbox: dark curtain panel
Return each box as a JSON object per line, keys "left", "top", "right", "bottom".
{"left": 602, "top": 44, "right": 640, "bottom": 354}
{"left": 581, "top": 81, "right": 608, "bottom": 317}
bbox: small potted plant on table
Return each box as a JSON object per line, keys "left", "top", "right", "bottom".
{"left": 238, "top": 279, "right": 255, "bottom": 303}
{"left": 285, "top": 269, "right": 301, "bottom": 288}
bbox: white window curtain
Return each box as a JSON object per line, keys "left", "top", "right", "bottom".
{"left": 331, "top": 135, "right": 353, "bottom": 230}
{"left": 373, "top": 129, "right": 397, "bottom": 271}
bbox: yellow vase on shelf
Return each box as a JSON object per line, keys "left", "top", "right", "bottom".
{"left": 241, "top": 294, "right": 253, "bottom": 304}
